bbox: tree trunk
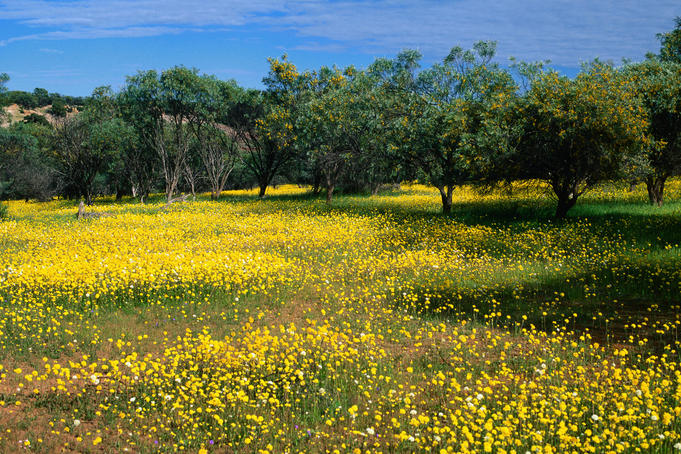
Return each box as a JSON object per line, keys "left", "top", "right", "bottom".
{"left": 555, "top": 194, "right": 577, "bottom": 219}
{"left": 258, "top": 184, "right": 267, "bottom": 198}
{"left": 646, "top": 176, "right": 666, "bottom": 206}
{"left": 326, "top": 184, "right": 335, "bottom": 204}
{"left": 83, "top": 187, "right": 93, "bottom": 206}
{"left": 439, "top": 187, "right": 453, "bottom": 214}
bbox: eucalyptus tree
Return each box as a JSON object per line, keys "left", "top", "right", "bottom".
{"left": 86, "top": 86, "right": 134, "bottom": 199}
{"left": 116, "top": 81, "right": 158, "bottom": 203}
{"left": 187, "top": 78, "right": 241, "bottom": 200}
{"left": 658, "top": 16, "right": 681, "bottom": 64}
{"left": 0, "top": 73, "right": 8, "bottom": 122}
{"left": 51, "top": 113, "right": 127, "bottom": 205}
{"left": 378, "top": 42, "right": 516, "bottom": 213}
{"left": 0, "top": 124, "right": 57, "bottom": 201}
{"left": 228, "top": 56, "right": 303, "bottom": 198}
{"left": 299, "top": 65, "right": 393, "bottom": 202}
{"left": 512, "top": 63, "right": 648, "bottom": 218}
{"left": 298, "top": 65, "right": 353, "bottom": 203}
{"left": 120, "top": 67, "right": 205, "bottom": 202}
{"left": 624, "top": 60, "right": 681, "bottom": 205}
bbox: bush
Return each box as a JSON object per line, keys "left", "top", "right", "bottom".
{"left": 0, "top": 203, "right": 8, "bottom": 221}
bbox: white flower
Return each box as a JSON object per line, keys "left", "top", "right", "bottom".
{"left": 410, "top": 409, "right": 418, "bottom": 416}
{"left": 90, "top": 374, "right": 100, "bottom": 385}
{"left": 476, "top": 393, "right": 484, "bottom": 400}
{"left": 591, "top": 414, "right": 599, "bottom": 421}
{"left": 73, "top": 419, "right": 81, "bottom": 427}
{"left": 674, "top": 442, "right": 681, "bottom": 450}
{"left": 651, "top": 414, "right": 659, "bottom": 421}
{"left": 130, "top": 397, "right": 136, "bottom": 403}
{"left": 366, "top": 427, "right": 375, "bottom": 436}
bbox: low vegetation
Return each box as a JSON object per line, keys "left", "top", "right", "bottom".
{"left": 0, "top": 183, "right": 679, "bottom": 452}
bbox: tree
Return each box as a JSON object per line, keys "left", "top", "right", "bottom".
{"left": 181, "top": 77, "right": 241, "bottom": 200}
{"left": 658, "top": 16, "right": 681, "bottom": 64}
{"left": 48, "top": 98, "right": 67, "bottom": 118}
{"left": 0, "top": 123, "right": 56, "bottom": 201}
{"left": 298, "top": 66, "right": 351, "bottom": 203}
{"left": 0, "top": 73, "right": 10, "bottom": 122}
{"left": 0, "top": 73, "right": 8, "bottom": 93}
{"left": 300, "top": 65, "right": 393, "bottom": 202}
{"left": 227, "top": 91, "right": 294, "bottom": 198}
{"left": 624, "top": 60, "right": 681, "bottom": 205}
{"left": 23, "top": 113, "right": 50, "bottom": 127}
{"left": 33, "top": 88, "right": 51, "bottom": 107}
{"left": 231, "top": 56, "right": 303, "bottom": 198}
{"left": 379, "top": 42, "right": 516, "bottom": 213}
{"left": 121, "top": 67, "right": 202, "bottom": 202}
{"left": 51, "top": 114, "right": 125, "bottom": 205}
{"left": 7, "top": 91, "right": 38, "bottom": 110}
{"left": 511, "top": 63, "right": 648, "bottom": 218}
{"left": 118, "top": 77, "right": 160, "bottom": 203}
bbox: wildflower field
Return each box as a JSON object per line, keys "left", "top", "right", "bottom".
{"left": 0, "top": 182, "right": 680, "bottom": 453}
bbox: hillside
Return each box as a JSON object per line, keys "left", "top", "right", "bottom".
{"left": 0, "top": 103, "right": 79, "bottom": 127}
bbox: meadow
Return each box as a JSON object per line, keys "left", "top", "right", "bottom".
{"left": 0, "top": 181, "right": 680, "bottom": 453}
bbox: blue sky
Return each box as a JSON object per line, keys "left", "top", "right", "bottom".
{"left": 0, "top": 0, "right": 679, "bottom": 96}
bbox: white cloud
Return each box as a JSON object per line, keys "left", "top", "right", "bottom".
{"left": 39, "top": 47, "right": 64, "bottom": 54}
{"left": 1, "top": 26, "right": 187, "bottom": 46}
{"left": 0, "top": 0, "right": 678, "bottom": 65}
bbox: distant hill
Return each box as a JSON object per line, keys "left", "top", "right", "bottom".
{"left": 1, "top": 103, "right": 79, "bottom": 127}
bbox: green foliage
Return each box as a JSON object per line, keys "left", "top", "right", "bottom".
{"left": 48, "top": 98, "right": 67, "bottom": 117}
{"left": 658, "top": 16, "right": 681, "bottom": 64}
{"left": 51, "top": 113, "right": 128, "bottom": 204}
{"left": 7, "top": 90, "right": 38, "bottom": 109}
{"left": 23, "top": 113, "right": 50, "bottom": 127}
{"left": 377, "top": 42, "right": 516, "bottom": 213}
{"left": 32, "top": 88, "right": 51, "bottom": 107}
{"left": 511, "top": 62, "right": 648, "bottom": 217}
{"left": 623, "top": 59, "right": 681, "bottom": 205}
{"left": 4, "top": 17, "right": 681, "bottom": 213}
{"left": 0, "top": 73, "right": 8, "bottom": 121}
{"left": 0, "top": 124, "right": 55, "bottom": 201}
{"left": 229, "top": 56, "right": 302, "bottom": 197}
{"left": 0, "top": 202, "right": 7, "bottom": 220}
{"left": 0, "top": 73, "right": 8, "bottom": 94}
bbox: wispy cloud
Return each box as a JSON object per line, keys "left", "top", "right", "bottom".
{"left": 0, "top": 0, "right": 678, "bottom": 65}
{"left": 39, "top": 47, "right": 64, "bottom": 54}
{"left": 291, "top": 42, "right": 347, "bottom": 53}
{"left": 1, "top": 26, "right": 191, "bottom": 46}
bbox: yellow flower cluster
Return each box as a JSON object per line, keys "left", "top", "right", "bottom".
{"left": 0, "top": 182, "right": 678, "bottom": 452}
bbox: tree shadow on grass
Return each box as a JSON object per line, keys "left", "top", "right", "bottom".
{"left": 387, "top": 255, "right": 681, "bottom": 351}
